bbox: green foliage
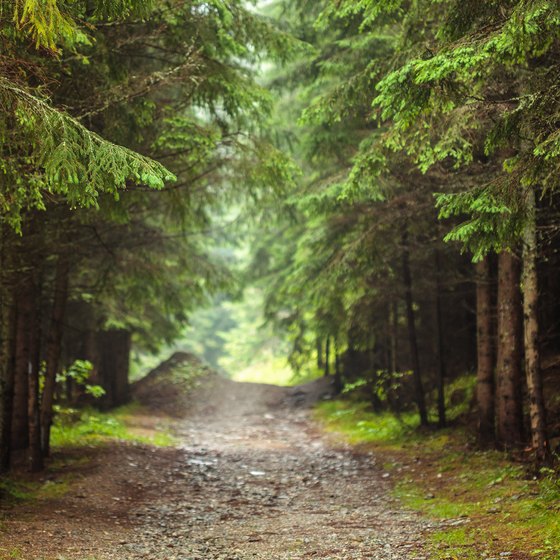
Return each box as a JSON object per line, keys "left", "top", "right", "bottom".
{"left": 0, "top": 0, "right": 303, "bottom": 380}
{"left": 176, "top": 286, "right": 301, "bottom": 384}
{"left": 307, "top": 0, "right": 560, "bottom": 259}
{"left": 315, "top": 400, "right": 418, "bottom": 445}
{"left": 0, "top": 77, "right": 174, "bottom": 230}
{"left": 538, "top": 467, "right": 560, "bottom": 505}
{"left": 436, "top": 188, "right": 525, "bottom": 259}
{"left": 316, "top": 0, "right": 404, "bottom": 31}
{"left": 444, "top": 374, "right": 476, "bottom": 422}
{"left": 55, "top": 360, "right": 105, "bottom": 399}
{"left": 0, "top": 475, "right": 70, "bottom": 502}
{"left": 50, "top": 405, "right": 176, "bottom": 448}
{"left": 342, "top": 370, "right": 413, "bottom": 402}
{"left": 12, "top": 0, "right": 80, "bottom": 50}
{"left": 9, "top": 0, "right": 154, "bottom": 50}
{"left": 249, "top": 0, "right": 560, "bottom": 412}
{"left": 317, "top": 372, "right": 476, "bottom": 450}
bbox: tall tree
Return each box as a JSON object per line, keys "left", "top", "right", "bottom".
{"left": 521, "top": 188, "right": 549, "bottom": 462}
{"left": 495, "top": 252, "right": 524, "bottom": 450}
{"left": 475, "top": 257, "right": 495, "bottom": 447}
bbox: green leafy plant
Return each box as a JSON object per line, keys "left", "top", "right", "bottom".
{"left": 55, "top": 360, "right": 105, "bottom": 399}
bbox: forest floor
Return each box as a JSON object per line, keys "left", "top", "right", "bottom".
{"left": 0, "top": 362, "right": 546, "bottom": 560}
{"left": 0, "top": 371, "right": 442, "bottom": 560}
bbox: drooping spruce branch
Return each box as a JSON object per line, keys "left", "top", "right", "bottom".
{"left": 0, "top": 77, "right": 175, "bottom": 227}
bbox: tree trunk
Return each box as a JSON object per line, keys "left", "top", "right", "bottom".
{"left": 11, "top": 279, "right": 33, "bottom": 451}
{"left": 324, "top": 337, "right": 330, "bottom": 377}
{"left": 521, "top": 188, "right": 549, "bottom": 462}
{"left": 27, "top": 275, "right": 43, "bottom": 472}
{"left": 333, "top": 338, "right": 343, "bottom": 394}
{"left": 0, "top": 220, "right": 17, "bottom": 471}
{"left": 316, "top": 338, "right": 324, "bottom": 370}
{"left": 382, "top": 304, "right": 395, "bottom": 413}
{"left": 384, "top": 304, "right": 391, "bottom": 374}
{"left": 390, "top": 300, "right": 398, "bottom": 376}
{"left": 476, "top": 256, "right": 495, "bottom": 447}
{"left": 0, "top": 287, "right": 16, "bottom": 472}
{"left": 495, "top": 251, "right": 523, "bottom": 450}
{"left": 434, "top": 249, "right": 446, "bottom": 428}
{"left": 386, "top": 300, "right": 401, "bottom": 413}
{"left": 41, "top": 256, "right": 70, "bottom": 457}
{"left": 370, "top": 337, "right": 383, "bottom": 413}
{"left": 97, "top": 330, "right": 131, "bottom": 408}
{"left": 402, "top": 231, "right": 428, "bottom": 426}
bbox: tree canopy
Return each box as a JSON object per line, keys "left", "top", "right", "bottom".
{"left": 1, "top": 0, "right": 560, "bottom": 473}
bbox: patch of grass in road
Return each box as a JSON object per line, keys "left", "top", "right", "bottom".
{"left": 314, "top": 384, "right": 560, "bottom": 560}
{"left": 429, "top": 527, "right": 478, "bottom": 559}
{"left": 51, "top": 403, "right": 176, "bottom": 449}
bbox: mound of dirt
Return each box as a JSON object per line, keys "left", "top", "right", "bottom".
{"left": 133, "top": 352, "right": 337, "bottom": 419}
{"left": 131, "top": 352, "right": 217, "bottom": 416}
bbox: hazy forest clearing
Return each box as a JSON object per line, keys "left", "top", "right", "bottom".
{"left": 2, "top": 0, "right": 560, "bottom": 559}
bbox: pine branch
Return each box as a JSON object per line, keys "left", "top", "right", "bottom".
{"left": 0, "top": 76, "right": 175, "bottom": 208}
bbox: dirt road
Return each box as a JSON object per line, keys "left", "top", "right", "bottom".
{"left": 1, "top": 377, "right": 435, "bottom": 559}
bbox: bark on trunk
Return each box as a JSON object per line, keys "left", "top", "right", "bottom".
{"left": 41, "top": 257, "right": 70, "bottom": 457}
{"left": 434, "top": 249, "right": 446, "bottom": 428}
{"left": 402, "top": 231, "right": 428, "bottom": 427}
{"left": 496, "top": 251, "right": 524, "bottom": 449}
{"left": 369, "top": 336, "right": 383, "bottom": 413}
{"left": 0, "top": 287, "right": 16, "bottom": 472}
{"left": 316, "top": 338, "right": 324, "bottom": 370}
{"left": 27, "top": 276, "right": 43, "bottom": 472}
{"left": 476, "top": 257, "right": 495, "bottom": 447}
{"left": 324, "top": 337, "right": 330, "bottom": 377}
{"left": 387, "top": 300, "right": 401, "bottom": 413}
{"left": 521, "top": 188, "right": 550, "bottom": 462}
{"left": 97, "top": 330, "right": 131, "bottom": 408}
{"left": 11, "top": 280, "right": 33, "bottom": 451}
{"left": 390, "top": 301, "right": 398, "bottom": 375}
{"left": 333, "top": 338, "right": 343, "bottom": 394}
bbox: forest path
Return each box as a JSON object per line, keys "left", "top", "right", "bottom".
{"left": 1, "top": 376, "right": 435, "bottom": 559}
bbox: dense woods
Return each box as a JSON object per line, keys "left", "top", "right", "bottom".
{"left": 0, "top": 0, "right": 296, "bottom": 471}
{"left": 250, "top": 0, "right": 560, "bottom": 464}
{"left": 1, "top": 0, "right": 560, "bottom": 480}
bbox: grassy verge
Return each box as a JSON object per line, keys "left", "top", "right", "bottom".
{"left": 314, "top": 397, "right": 560, "bottom": 560}
{"left": 51, "top": 402, "right": 176, "bottom": 448}
{"left": 0, "top": 402, "right": 176, "bottom": 504}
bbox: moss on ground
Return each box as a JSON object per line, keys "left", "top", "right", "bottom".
{"left": 0, "top": 477, "right": 71, "bottom": 503}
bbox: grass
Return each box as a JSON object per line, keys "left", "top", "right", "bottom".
{"left": 315, "top": 400, "right": 419, "bottom": 445}
{"left": 0, "top": 477, "right": 71, "bottom": 502}
{"left": 50, "top": 402, "right": 176, "bottom": 449}
{"left": 314, "top": 376, "right": 560, "bottom": 560}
